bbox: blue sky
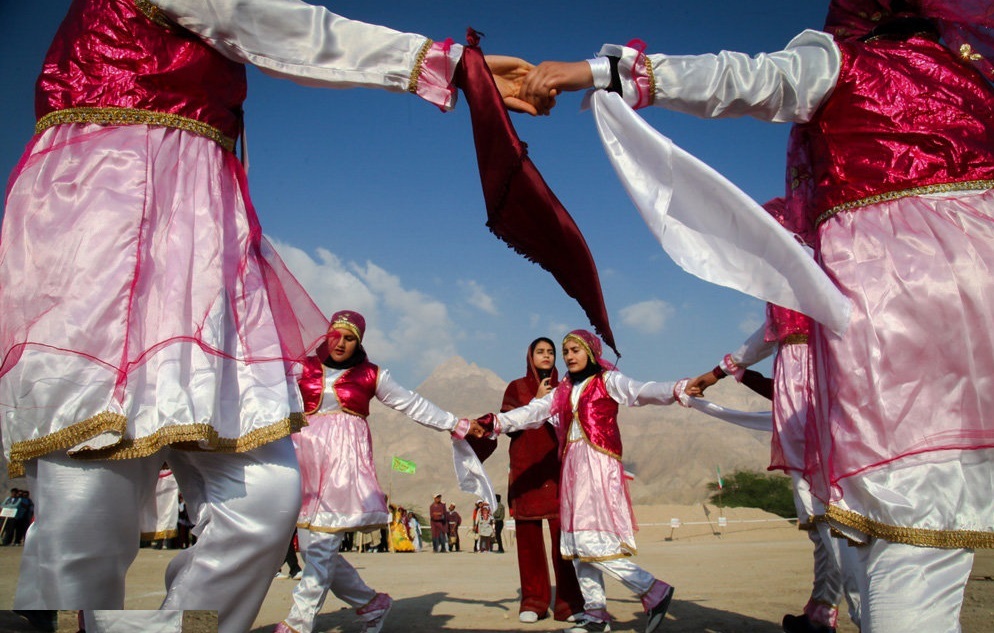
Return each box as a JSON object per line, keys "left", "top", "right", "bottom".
{"left": 0, "top": 1, "right": 830, "bottom": 386}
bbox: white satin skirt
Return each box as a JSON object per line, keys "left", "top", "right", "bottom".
{"left": 559, "top": 439, "right": 637, "bottom": 561}
{"left": 139, "top": 470, "right": 179, "bottom": 541}
{"left": 0, "top": 124, "right": 328, "bottom": 476}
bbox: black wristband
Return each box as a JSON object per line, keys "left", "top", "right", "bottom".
{"left": 607, "top": 56, "right": 622, "bottom": 95}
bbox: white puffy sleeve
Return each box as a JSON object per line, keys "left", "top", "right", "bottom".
{"left": 593, "top": 30, "right": 840, "bottom": 122}
{"left": 153, "top": 0, "right": 462, "bottom": 108}
{"left": 494, "top": 392, "right": 556, "bottom": 434}
{"left": 374, "top": 368, "right": 460, "bottom": 431}
{"left": 603, "top": 371, "right": 680, "bottom": 407}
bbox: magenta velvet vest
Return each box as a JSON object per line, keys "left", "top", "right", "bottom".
{"left": 788, "top": 36, "right": 994, "bottom": 227}
{"left": 298, "top": 357, "right": 380, "bottom": 418}
{"left": 35, "top": 0, "right": 246, "bottom": 150}
{"left": 555, "top": 375, "right": 622, "bottom": 460}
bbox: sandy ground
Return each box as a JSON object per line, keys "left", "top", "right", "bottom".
{"left": 0, "top": 506, "right": 991, "bottom": 632}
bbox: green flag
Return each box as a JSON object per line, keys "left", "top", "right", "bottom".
{"left": 392, "top": 456, "right": 416, "bottom": 474}
{"left": 716, "top": 465, "right": 724, "bottom": 490}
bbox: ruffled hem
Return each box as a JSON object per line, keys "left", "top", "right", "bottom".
{"left": 7, "top": 411, "right": 306, "bottom": 478}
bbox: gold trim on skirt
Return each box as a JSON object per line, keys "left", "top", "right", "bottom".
{"left": 826, "top": 505, "right": 994, "bottom": 549}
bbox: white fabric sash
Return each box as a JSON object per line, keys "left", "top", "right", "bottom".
{"left": 452, "top": 439, "right": 497, "bottom": 509}
{"left": 589, "top": 90, "right": 851, "bottom": 335}
{"left": 687, "top": 397, "right": 773, "bottom": 432}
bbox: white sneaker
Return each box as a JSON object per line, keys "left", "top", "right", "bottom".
{"left": 275, "top": 571, "right": 289, "bottom": 579}
{"left": 292, "top": 570, "right": 304, "bottom": 580}
{"left": 519, "top": 611, "right": 540, "bottom": 623}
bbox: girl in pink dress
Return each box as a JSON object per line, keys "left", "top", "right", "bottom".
{"left": 481, "top": 330, "right": 690, "bottom": 633}
{"left": 278, "top": 310, "right": 475, "bottom": 633}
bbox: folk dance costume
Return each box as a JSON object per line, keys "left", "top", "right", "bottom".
{"left": 1, "top": 0, "right": 464, "bottom": 629}
{"left": 139, "top": 467, "right": 180, "bottom": 545}
{"left": 716, "top": 308, "right": 859, "bottom": 633}
{"left": 279, "top": 310, "right": 473, "bottom": 633}
{"left": 584, "top": 3, "right": 994, "bottom": 630}
{"left": 486, "top": 331, "right": 685, "bottom": 632}
{"left": 501, "top": 338, "right": 584, "bottom": 622}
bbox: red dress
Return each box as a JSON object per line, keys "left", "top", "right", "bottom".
{"left": 501, "top": 344, "right": 583, "bottom": 620}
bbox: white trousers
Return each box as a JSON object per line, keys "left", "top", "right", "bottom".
{"left": 83, "top": 611, "right": 183, "bottom": 633}
{"left": 850, "top": 539, "right": 973, "bottom": 633}
{"left": 283, "top": 530, "right": 377, "bottom": 633}
{"left": 14, "top": 438, "right": 300, "bottom": 633}
{"left": 792, "top": 472, "right": 862, "bottom": 626}
{"left": 572, "top": 558, "right": 655, "bottom": 617}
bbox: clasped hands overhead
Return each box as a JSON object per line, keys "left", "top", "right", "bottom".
{"left": 485, "top": 56, "right": 595, "bottom": 116}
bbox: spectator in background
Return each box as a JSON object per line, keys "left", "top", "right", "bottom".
{"left": 493, "top": 494, "right": 506, "bottom": 554}
{"left": 476, "top": 502, "right": 496, "bottom": 553}
{"left": 429, "top": 493, "right": 449, "bottom": 553}
{"left": 14, "top": 490, "right": 34, "bottom": 546}
{"left": 1, "top": 489, "right": 19, "bottom": 546}
{"left": 447, "top": 504, "right": 462, "bottom": 552}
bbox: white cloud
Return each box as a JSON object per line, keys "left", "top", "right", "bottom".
{"left": 738, "top": 312, "right": 766, "bottom": 336}
{"left": 459, "top": 279, "right": 499, "bottom": 316}
{"left": 268, "top": 237, "right": 459, "bottom": 382}
{"left": 619, "top": 299, "right": 675, "bottom": 334}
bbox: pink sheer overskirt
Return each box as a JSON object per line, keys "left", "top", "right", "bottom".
{"left": 811, "top": 189, "right": 994, "bottom": 537}
{"left": 559, "top": 439, "right": 637, "bottom": 560}
{"left": 0, "top": 124, "right": 327, "bottom": 473}
{"left": 294, "top": 411, "right": 390, "bottom": 532}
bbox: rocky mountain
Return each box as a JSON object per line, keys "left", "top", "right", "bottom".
{"left": 0, "top": 357, "right": 777, "bottom": 518}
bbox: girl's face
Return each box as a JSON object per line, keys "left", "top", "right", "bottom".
{"left": 328, "top": 326, "right": 360, "bottom": 362}
{"left": 562, "top": 340, "right": 590, "bottom": 373}
{"left": 532, "top": 341, "right": 555, "bottom": 371}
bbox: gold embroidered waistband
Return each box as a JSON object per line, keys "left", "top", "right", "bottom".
{"left": 782, "top": 334, "right": 809, "bottom": 346}
{"left": 816, "top": 179, "right": 994, "bottom": 225}
{"left": 36, "top": 107, "right": 237, "bottom": 153}
{"left": 826, "top": 504, "right": 994, "bottom": 549}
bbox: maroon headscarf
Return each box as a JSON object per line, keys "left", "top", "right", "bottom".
{"left": 500, "top": 336, "right": 559, "bottom": 413}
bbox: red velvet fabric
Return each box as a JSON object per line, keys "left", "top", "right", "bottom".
{"left": 454, "top": 31, "right": 617, "bottom": 355}
{"left": 37, "top": 0, "right": 246, "bottom": 141}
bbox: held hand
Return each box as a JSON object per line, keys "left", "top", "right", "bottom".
{"left": 485, "top": 55, "right": 544, "bottom": 116}
{"left": 465, "top": 418, "right": 487, "bottom": 439}
{"left": 686, "top": 371, "right": 720, "bottom": 396}
{"left": 519, "top": 61, "right": 593, "bottom": 114}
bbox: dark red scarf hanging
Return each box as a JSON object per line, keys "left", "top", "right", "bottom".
{"left": 454, "top": 29, "right": 618, "bottom": 355}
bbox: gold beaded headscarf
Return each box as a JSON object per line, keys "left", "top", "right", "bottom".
{"left": 562, "top": 329, "right": 615, "bottom": 371}
{"left": 330, "top": 310, "right": 365, "bottom": 342}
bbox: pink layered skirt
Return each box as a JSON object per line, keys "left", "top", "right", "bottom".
{"left": 559, "top": 438, "right": 637, "bottom": 561}
{"left": 769, "top": 343, "right": 813, "bottom": 474}
{"left": 812, "top": 189, "right": 994, "bottom": 545}
{"left": 0, "top": 124, "right": 328, "bottom": 476}
{"left": 294, "top": 411, "right": 390, "bottom": 533}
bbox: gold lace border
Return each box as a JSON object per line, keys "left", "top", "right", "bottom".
{"left": 644, "top": 56, "right": 657, "bottom": 107}
{"left": 406, "top": 38, "right": 434, "bottom": 95}
{"left": 816, "top": 179, "right": 994, "bottom": 225}
{"left": 133, "top": 0, "right": 172, "bottom": 29}
{"left": 36, "top": 107, "right": 237, "bottom": 153}
{"left": 826, "top": 505, "right": 994, "bottom": 549}
{"left": 782, "top": 334, "right": 809, "bottom": 346}
{"left": 297, "top": 521, "right": 388, "bottom": 535}
{"left": 6, "top": 411, "right": 306, "bottom": 478}
{"left": 140, "top": 528, "right": 179, "bottom": 541}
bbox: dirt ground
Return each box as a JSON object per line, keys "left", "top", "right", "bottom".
{"left": 0, "top": 505, "right": 991, "bottom": 632}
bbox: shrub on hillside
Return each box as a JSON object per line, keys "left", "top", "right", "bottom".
{"left": 707, "top": 470, "right": 795, "bottom": 518}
